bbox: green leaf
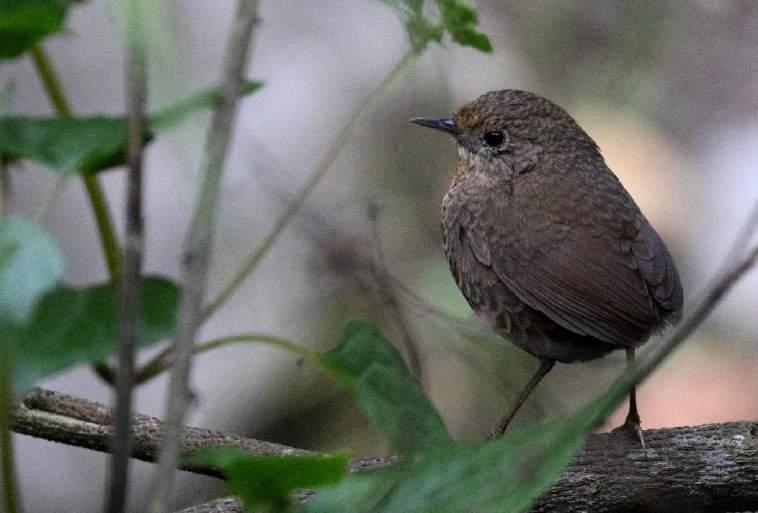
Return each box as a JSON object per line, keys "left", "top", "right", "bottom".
{"left": 0, "top": 217, "right": 63, "bottom": 324}
{"left": 303, "top": 416, "right": 588, "bottom": 513}
{"left": 6, "top": 276, "right": 179, "bottom": 392}
{"left": 305, "top": 346, "right": 653, "bottom": 513}
{"left": 0, "top": 80, "right": 263, "bottom": 175}
{"left": 437, "top": 0, "right": 492, "bottom": 52}
{"left": 0, "top": 0, "right": 84, "bottom": 59}
{"left": 304, "top": 322, "right": 606, "bottom": 513}
{"left": 380, "top": 0, "right": 491, "bottom": 53}
{"left": 150, "top": 80, "right": 264, "bottom": 131}
{"left": 189, "top": 448, "right": 349, "bottom": 513}
{"left": 381, "top": 0, "right": 443, "bottom": 52}
{"left": 320, "top": 319, "right": 451, "bottom": 454}
{"left": 0, "top": 117, "right": 131, "bottom": 175}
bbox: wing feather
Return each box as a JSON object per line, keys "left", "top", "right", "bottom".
{"left": 467, "top": 215, "right": 682, "bottom": 347}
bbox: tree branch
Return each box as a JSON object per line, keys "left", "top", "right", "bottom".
{"left": 106, "top": 5, "right": 148, "bottom": 512}
{"left": 11, "top": 389, "right": 315, "bottom": 479}
{"left": 11, "top": 388, "right": 758, "bottom": 513}
{"left": 148, "top": 2, "right": 259, "bottom": 511}
{"left": 533, "top": 421, "right": 758, "bottom": 513}
{"left": 175, "top": 420, "right": 758, "bottom": 513}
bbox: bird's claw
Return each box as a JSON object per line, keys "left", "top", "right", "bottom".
{"left": 613, "top": 417, "right": 646, "bottom": 451}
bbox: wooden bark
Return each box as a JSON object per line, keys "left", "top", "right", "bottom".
{"left": 534, "top": 421, "right": 758, "bottom": 513}
{"left": 11, "top": 388, "right": 758, "bottom": 513}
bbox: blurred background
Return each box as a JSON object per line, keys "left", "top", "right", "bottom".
{"left": 3, "top": 0, "right": 758, "bottom": 511}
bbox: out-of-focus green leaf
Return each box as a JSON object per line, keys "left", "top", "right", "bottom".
{"left": 189, "top": 448, "right": 349, "bottom": 513}
{"left": 0, "top": 80, "right": 262, "bottom": 175}
{"left": 150, "top": 80, "right": 264, "bottom": 130}
{"left": 0, "top": 217, "right": 63, "bottom": 324}
{"left": 0, "top": 117, "right": 131, "bottom": 175}
{"left": 382, "top": 0, "right": 443, "bottom": 51}
{"left": 0, "top": 0, "right": 84, "bottom": 59}
{"left": 305, "top": 339, "right": 655, "bottom": 513}
{"left": 380, "top": 0, "right": 491, "bottom": 53}
{"left": 303, "top": 416, "right": 589, "bottom": 513}
{"left": 6, "top": 276, "right": 179, "bottom": 392}
{"left": 320, "top": 319, "right": 451, "bottom": 454}
{"left": 437, "top": 0, "right": 492, "bottom": 52}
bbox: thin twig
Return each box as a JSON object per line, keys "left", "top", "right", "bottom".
{"left": 105, "top": 8, "right": 148, "bottom": 513}
{"left": 201, "top": 50, "right": 417, "bottom": 321}
{"left": 146, "top": 2, "right": 259, "bottom": 512}
{"left": 136, "top": 333, "right": 320, "bottom": 383}
{"left": 29, "top": 45, "right": 71, "bottom": 116}
{"left": 81, "top": 177, "right": 121, "bottom": 279}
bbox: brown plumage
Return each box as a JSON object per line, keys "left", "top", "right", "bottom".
{"left": 412, "top": 89, "right": 683, "bottom": 441}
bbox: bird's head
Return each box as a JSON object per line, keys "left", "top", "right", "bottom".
{"left": 411, "top": 89, "right": 600, "bottom": 178}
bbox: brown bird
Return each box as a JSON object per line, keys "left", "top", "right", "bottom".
{"left": 411, "top": 90, "right": 683, "bottom": 443}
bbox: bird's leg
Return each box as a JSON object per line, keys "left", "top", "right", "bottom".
{"left": 490, "top": 359, "right": 555, "bottom": 439}
{"left": 613, "top": 347, "right": 646, "bottom": 449}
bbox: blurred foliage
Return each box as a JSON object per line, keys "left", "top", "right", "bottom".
{"left": 0, "top": 217, "right": 63, "bottom": 324}
{"left": 0, "top": 116, "right": 135, "bottom": 175}
{"left": 188, "top": 449, "right": 349, "bottom": 513}
{"left": 0, "top": 81, "right": 262, "bottom": 176}
{"left": 382, "top": 0, "right": 491, "bottom": 52}
{"left": 302, "top": 415, "right": 586, "bottom": 513}
{"left": 0, "top": 0, "right": 84, "bottom": 59}
{"left": 320, "top": 319, "right": 451, "bottom": 454}
{"left": 5, "top": 276, "right": 178, "bottom": 393}
{"left": 301, "top": 356, "right": 654, "bottom": 513}
{"left": 437, "top": 0, "right": 492, "bottom": 51}
{"left": 150, "top": 80, "right": 263, "bottom": 130}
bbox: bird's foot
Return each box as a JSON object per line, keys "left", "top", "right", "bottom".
{"left": 612, "top": 417, "right": 646, "bottom": 451}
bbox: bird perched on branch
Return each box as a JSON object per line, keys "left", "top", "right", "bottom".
{"left": 411, "top": 90, "right": 683, "bottom": 444}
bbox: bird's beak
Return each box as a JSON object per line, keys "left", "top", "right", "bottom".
{"left": 410, "top": 116, "right": 458, "bottom": 136}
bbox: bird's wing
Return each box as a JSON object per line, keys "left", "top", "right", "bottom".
{"left": 466, "top": 209, "right": 682, "bottom": 347}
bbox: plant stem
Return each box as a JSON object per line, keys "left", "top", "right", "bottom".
{"left": 82, "top": 177, "right": 121, "bottom": 279}
{"left": 0, "top": 360, "right": 21, "bottom": 513}
{"left": 202, "top": 50, "right": 417, "bottom": 320}
{"left": 146, "top": 2, "right": 258, "bottom": 512}
{"left": 136, "top": 333, "right": 321, "bottom": 383}
{"left": 30, "top": 44, "right": 121, "bottom": 280}
{"left": 29, "top": 45, "right": 71, "bottom": 116}
{"left": 105, "top": 8, "right": 147, "bottom": 513}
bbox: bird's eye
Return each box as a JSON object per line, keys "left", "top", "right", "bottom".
{"left": 483, "top": 130, "right": 505, "bottom": 147}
